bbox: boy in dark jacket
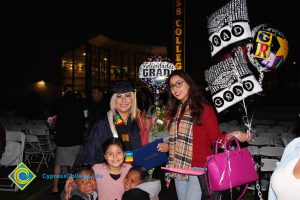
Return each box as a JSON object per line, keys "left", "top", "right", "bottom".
{"left": 61, "top": 164, "right": 98, "bottom": 200}
{"left": 122, "top": 166, "right": 161, "bottom": 200}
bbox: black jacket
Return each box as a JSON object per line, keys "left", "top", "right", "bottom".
{"left": 52, "top": 92, "right": 85, "bottom": 147}
{"left": 122, "top": 188, "right": 150, "bottom": 200}
{"left": 74, "top": 110, "right": 141, "bottom": 166}
{"left": 61, "top": 188, "right": 98, "bottom": 200}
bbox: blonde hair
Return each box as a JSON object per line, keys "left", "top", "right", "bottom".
{"left": 110, "top": 92, "right": 136, "bottom": 120}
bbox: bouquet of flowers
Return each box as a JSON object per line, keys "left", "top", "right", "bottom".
{"left": 47, "top": 115, "right": 57, "bottom": 129}
{"left": 149, "top": 105, "right": 170, "bottom": 142}
{"left": 138, "top": 105, "right": 170, "bottom": 146}
{"left": 47, "top": 115, "right": 57, "bottom": 137}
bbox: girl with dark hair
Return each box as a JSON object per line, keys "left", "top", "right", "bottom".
{"left": 157, "top": 70, "right": 252, "bottom": 200}
{"left": 65, "top": 137, "right": 131, "bottom": 200}
{"left": 92, "top": 137, "right": 132, "bottom": 200}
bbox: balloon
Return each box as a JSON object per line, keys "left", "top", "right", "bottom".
{"left": 205, "top": 47, "right": 263, "bottom": 113}
{"left": 207, "top": 0, "right": 252, "bottom": 57}
{"left": 247, "top": 24, "right": 289, "bottom": 72}
{"left": 138, "top": 55, "right": 175, "bottom": 94}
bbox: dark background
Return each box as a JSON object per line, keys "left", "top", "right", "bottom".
{"left": 0, "top": 0, "right": 298, "bottom": 105}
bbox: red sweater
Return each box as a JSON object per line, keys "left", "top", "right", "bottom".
{"left": 191, "top": 104, "right": 226, "bottom": 167}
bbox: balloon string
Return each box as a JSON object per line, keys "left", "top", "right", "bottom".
{"left": 233, "top": 47, "right": 254, "bottom": 135}
{"left": 258, "top": 68, "right": 264, "bottom": 86}
{"left": 155, "top": 90, "right": 160, "bottom": 108}
{"left": 241, "top": 96, "right": 254, "bottom": 134}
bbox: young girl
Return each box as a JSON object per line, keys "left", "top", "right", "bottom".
{"left": 64, "top": 137, "right": 131, "bottom": 200}
{"left": 122, "top": 166, "right": 161, "bottom": 200}
{"left": 92, "top": 137, "right": 132, "bottom": 200}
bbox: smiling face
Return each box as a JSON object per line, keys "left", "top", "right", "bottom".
{"left": 123, "top": 170, "right": 143, "bottom": 191}
{"left": 115, "top": 92, "right": 133, "bottom": 114}
{"left": 169, "top": 75, "right": 190, "bottom": 103}
{"left": 75, "top": 170, "right": 97, "bottom": 195}
{"left": 104, "top": 144, "right": 125, "bottom": 170}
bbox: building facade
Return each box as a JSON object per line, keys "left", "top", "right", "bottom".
{"left": 60, "top": 34, "right": 167, "bottom": 97}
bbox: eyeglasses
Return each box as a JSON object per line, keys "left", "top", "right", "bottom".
{"left": 169, "top": 80, "right": 185, "bottom": 90}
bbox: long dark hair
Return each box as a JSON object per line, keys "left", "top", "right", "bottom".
{"left": 167, "top": 70, "right": 207, "bottom": 125}
{"left": 102, "top": 137, "right": 125, "bottom": 154}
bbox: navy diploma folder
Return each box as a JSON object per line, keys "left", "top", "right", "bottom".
{"left": 133, "top": 138, "right": 168, "bottom": 170}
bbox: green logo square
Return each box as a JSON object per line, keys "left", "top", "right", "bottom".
{"left": 8, "top": 162, "right": 36, "bottom": 190}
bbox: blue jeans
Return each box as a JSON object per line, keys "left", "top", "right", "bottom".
{"left": 174, "top": 167, "right": 204, "bottom": 200}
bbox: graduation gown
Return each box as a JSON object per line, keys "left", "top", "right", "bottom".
{"left": 74, "top": 110, "right": 141, "bottom": 166}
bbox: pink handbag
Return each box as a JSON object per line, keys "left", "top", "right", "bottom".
{"left": 205, "top": 138, "right": 258, "bottom": 191}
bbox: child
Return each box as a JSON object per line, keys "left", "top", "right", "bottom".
{"left": 92, "top": 137, "right": 132, "bottom": 200}
{"left": 64, "top": 137, "right": 131, "bottom": 200}
{"left": 61, "top": 164, "right": 98, "bottom": 200}
{"left": 122, "top": 166, "right": 161, "bottom": 200}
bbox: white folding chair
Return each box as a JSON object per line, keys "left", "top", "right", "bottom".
{"left": 247, "top": 144, "right": 283, "bottom": 198}
{"left": 255, "top": 124, "right": 272, "bottom": 130}
{"left": 259, "top": 146, "right": 285, "bottom": 159}
{"left": 282, "top": 137, "right": 295, "bottom": 146}
{"left": 28, "top": 128, "right": 56, "bottom": 161}
{"left": 247, "top": 158, "right": 279, "bottom": 196}
{"left": 25, "top": 135, "right": 49, "bottom": 172}
{"left": 248, "top": 136, "right": 274, "bottom": 147}
{"left": 258, "top": 133, "right": 285, "bottom": 147}
{"left": 247, "top": 146, "right": 260, "bottom": 156}
{"left": 0, "top": 131, "right": 25, "bottom": 192}
{"left": 258, "top": 119, "right": 275, "bottom": 126}
{"left": 227, "top": 120, "right": 239, "bottom": 125}
{"left": 268, "top": 128, "right": 284, "bottom": 136}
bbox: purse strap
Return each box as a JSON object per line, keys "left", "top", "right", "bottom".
{"left": 214, "top": 137, "right": 241, "bottom": 154}
{"left": 224, "top": 138, "right": 241, "bottom": 152}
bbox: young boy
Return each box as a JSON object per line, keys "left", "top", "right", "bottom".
{"left": 122, "top": 166, "right": 161, "bottom": 200}
{"left": 61, "top": 164, "right": 98, "bottom": 200}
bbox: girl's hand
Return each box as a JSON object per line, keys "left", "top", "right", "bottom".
{"left": 227, "top": 130, "right": 252, "bottom": 142}
{"left": 64, "top": 177, "right": 75, "bottom": 200}
{"left": 157, "top": 143, "right": 169, "bottom": 152}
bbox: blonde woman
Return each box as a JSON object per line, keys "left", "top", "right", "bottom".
{"left": 64, "top": 81, "right": 142, "bottom": 199}
{"left": 74, "top": 80, "right": 141, "bottom": 166}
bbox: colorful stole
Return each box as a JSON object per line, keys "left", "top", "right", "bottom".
{"left": 114, "top": 113, "right": 133, "bottom": 163}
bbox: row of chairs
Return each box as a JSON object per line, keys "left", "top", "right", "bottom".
{"left": 0, "top": 131, "right": 26, "bottom": 192}
{"left": 3, "top": 129, "right": 55, "bottom": 172}
{"left": 0, "top": 129, "right": 56, "bottom": 192}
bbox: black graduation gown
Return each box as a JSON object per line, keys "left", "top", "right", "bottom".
{"left": 73, "top": 111, "right": 141, "bottom": 166}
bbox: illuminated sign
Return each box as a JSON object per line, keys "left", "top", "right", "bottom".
{"left": 173, "top": 0, "right": 185, "bottom": 70}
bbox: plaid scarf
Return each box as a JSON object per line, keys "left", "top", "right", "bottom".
{"left": 168, "top": 104, "right": 193, "bottom": 180}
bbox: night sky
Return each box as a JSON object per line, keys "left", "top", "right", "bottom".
{"left": 1, "top": 0, "right": 298, "bottom": 88}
